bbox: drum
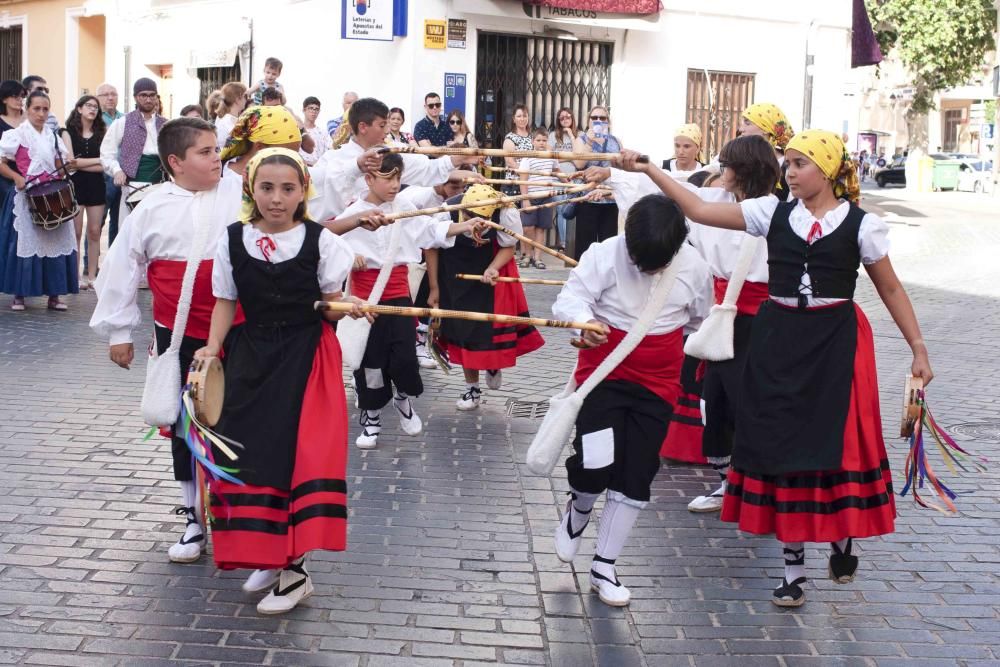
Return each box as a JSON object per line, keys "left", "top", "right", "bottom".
{"left": 25, "top": 179, "right": 79, "bottom": 230}
{"left": 125, "top": 182, "right": 163, "bottom": 212}
{"left": 901, "top": 375, "right": 924, "bottom": 438}
{"left": 188, "top": 357, "right": 225, "bottom": 427}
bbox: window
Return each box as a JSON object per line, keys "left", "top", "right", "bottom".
{"left": 942, "top": 109, "right": 964, "bottom": 153}
{"left": 686, "top": 69, "right": 756, "bottom": 160}
{"left": 0, "top": 26, "right": 22, "bottom": 81}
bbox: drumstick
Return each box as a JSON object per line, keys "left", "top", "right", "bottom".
{"left": 315, "top": 301, "right": 604, "bottom": 332}
{"left": 519, "top": 191, "right": 611, "bottom": 213}
{"left": 462, "top": 177, "right": 607, "bottom": 190}
{"left": 479, "top": 220, "right": 578, "bottom": 267}
{"left": 483, "top": 165, "right": 575, "bottom": 180}
{"left": 455, "top": 273, "right": 566, "bottom": 286}
{"left": 381, "top": 145, "right": 650, "bottom": 164}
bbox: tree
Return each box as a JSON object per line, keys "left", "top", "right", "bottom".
{"left": 868, "top": 0, "right": 997, "bottom": 152}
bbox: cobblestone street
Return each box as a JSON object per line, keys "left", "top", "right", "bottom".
{"left": 1, "top": 187, "right": 998, "bottom": 666}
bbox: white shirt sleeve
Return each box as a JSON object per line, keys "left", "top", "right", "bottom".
{"left": 100, "top": 117, "right": 125, "bottom": 177}
{"left": 400, "top": 153, "right": 453, "bottom": 187}
{"left": 739, "top": 194, "right": 780, "bottom": 237}
{"left": 604, "top": 168, "right": 665, "bottom": 217}
{"left": 404, "top": 214, "right": 456, "bottom": 250}
{"left": 859, "top": 212, "right": 891, "bottom": 265}
{"left": 309, "top": 153, "right": 364, "bottom": 221}
{"left": 318, "top": 229, "right": 356, "bottom": 293}
{"left": 496, "top": 207, "right": 522, "bottom": 248}
{"left": 89, "top": 210, "right": 147, "bottom": 345}
{"left": 552, "top": 242, "right": 611, "bottom": 325}
{"left": 683, "top": 253, "right": 714, "bottom": 335}
{"left": 0, "top": 127, "right": 19, "bottom": 160}
{"left": 211, "top": 231, "right": 238, "bottom": 300}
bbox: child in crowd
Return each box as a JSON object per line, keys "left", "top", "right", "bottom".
{"left": 247, "top": 57, "right": 286, "bottom": 106}
{"left": 518, "top": 128, "right": 559, "bottom": 269}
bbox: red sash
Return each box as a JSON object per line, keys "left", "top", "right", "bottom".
{"left": 350, "top": 265, "right": 410, "bottom": 302}
{"left": 713, "top": 278, "right": 769, "bottom": 316}
{"left": 147, "top": 259, "right": 244, "bottom": 340}
{"left": 574, "top": 326, "right": 684, "bottom": 406}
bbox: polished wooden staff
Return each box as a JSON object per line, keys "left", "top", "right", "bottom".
{"left": 315, "top": 301, "right": 603, "bottom": 332}
{"left": 462, "top": 177, "right": 603, "bottom": 189}
{"left": 381, "top": 145, "right": 649, "bottom": 164}
{"left": 456, "top": 273, "right": 566, "bottom": 286}
{"left": 479, "top": 220, "right": 578, "bottom": 267}
{"left": 519, "top": 191, "right": 611, "bottom": 213}
{"left": 483, "top": 165, "right": 574, "bottom": 180}
{"left": 359, "top": 184, "right": 596, "bottom": 224}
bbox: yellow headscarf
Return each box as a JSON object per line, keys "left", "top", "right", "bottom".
{"left": 785, "top": 130, "right": 861, "bottom": 204}
{"left": 741, "top": 103, "right": 794, "bottom": 150}
{"left": 461, "top": 183, "right": 502, "bottom": 218}
{"left": 220, "top": 105, "right": 301, "bottom": 163}
{"left": 240, "top": 147, "right": 317, "bottom": 223}
{"left": 674, "top": 123, "right": 704, "bottom": 163}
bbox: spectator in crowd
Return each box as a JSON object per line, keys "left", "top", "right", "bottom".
{"left": 446, "top": 110, "right": 477, "bottom": 148}
{"left": 414, "top": 93, "right": 452, "bottom": 147}
{"left": 247, "top": 56, "right": 285, "bottom": 106}
{"left": 95, "top": 83, "right": 124, "bottom": 247}
{"left": 300, "top": 96, "right": 331, "bottom": 166}
{"left": 502, "top": 104, "right": 533, "bottom": 194}
{"left": 213, "top": 82, "right": 248, "bottom": 149}
{"left": 386, "top": 107, "right": 417, "bottom": 146}
{"left": 327, "top": 91, "right": 358, "bottom": 138}
{"left": 60, "top": 95, "right": 107, "bottom": 289}
{"left": 549, "top": 107, "right": 581, "bottom": 253}
{"left": 205, "top": 89, "right": 224, "bottom": 124}
{"left": 22, "top": 75, "right": 58, "bottom": 131}
{"left": 572, "top": 105, "right": 620, "bottom": 259}
{"left": 180, "top": 104, "right": 205, "bottom": 118}
{"left": 0, "top": 80, "right": 25, "bottom": 204}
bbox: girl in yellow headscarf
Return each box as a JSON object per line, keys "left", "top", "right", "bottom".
{"left": 664, "top": 123, "right": 705, "bottom": 177}
{"left": 194, "top": 147, "right": 365, "bottom": 615}
{"left": 739, "top": 103, "right": 794, "bottom": 150}
{"left": 611, "top": 136, "right": 933, "bottom": 609}
{"left": 220, "top": 105, "right": 303, "bottom": 179}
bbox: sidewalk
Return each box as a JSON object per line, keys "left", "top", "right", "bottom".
{"left": 0, "top": 200, "right": 997, "bottom": 665}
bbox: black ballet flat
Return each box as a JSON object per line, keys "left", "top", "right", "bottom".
{"left": 829, "top": 538, "right": 859, "bottom": 584}
{"left": 772, "top": 576, "right": 807, "bottom": 607}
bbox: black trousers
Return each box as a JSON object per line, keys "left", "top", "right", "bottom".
{"left": 573, "top": 202, "right": 619, "bottom": 260}
{"left": 153, "top": 325, "right": 205, "bottom": 482}
{"left": 353, "top": 297, "right": 423, "bottom": 410}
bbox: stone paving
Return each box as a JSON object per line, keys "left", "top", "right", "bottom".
{"left": 0, "top": 187, "right": 998, "bottom": 666}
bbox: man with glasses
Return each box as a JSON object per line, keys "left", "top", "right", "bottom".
{"left": 300, "top": 96, "right": 330, "bottom": 166}
{"left": 100, "top": 78, "right": 167, "bottom": 225}
{"left": 413, "top": 93, "right": 452, "bottom": 148}
{"left": 96, "top": 83, "right": 125, "bottom": 246}
{"left": 21, "top": 75, "right": 59, "bottom": 131}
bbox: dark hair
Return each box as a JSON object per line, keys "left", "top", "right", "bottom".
{"left": 303, "top": 96, "right": 321, "bottom": 109}
{"left": 718, "top": 134, "right": 780, "bottom": 200}
{"left": 686, "top": 170, "right": 712, "bottom": 188}
{"left": 553, "top": 107, "right": 578, "bottom": 142}
{"left": 377, "top": 152, "right": 405, "bottom": 177}
{"left": 624, "top": 194, "right": 688, "bottom": 273}
{"left": 388, "top": 107, "right": 405, "bottom": 121}
{"left": 424, "top": 92, "right": 440, "bottom": 104}
{"left": 263, "top": 57, "right": 283, "bottom": 72}
{"left": 531, "top": 126, "right": 548, "bottom": 140}
{"left": 65, "top": 95, "right": 107, "bottom": 142}
{"left": 157, "top": 117, "right": 215, "bottom": 177}
{"left": 251, "top": 153, "right": 311, "bottom": 221}
{"left": 0, "top": 80, "right": 26, "bottom": 106}
{"left": 21, "top": 75, "right": 46, "bottom": 91}
{"left": 25, "top": 90, "right": 50, "bottom": 108}
{"left": 181, "top": 104, "right": 205, "bottom": 118}
{"left": 511, "top": 103, "right": 529, "bottom": 132}
{"left": 262, "top": 87, "right": 283, "bottom": 102}
{"left": 349, "top": 97, "right": 389, "bottom": 133}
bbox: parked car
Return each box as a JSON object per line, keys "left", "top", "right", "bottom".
{"left": 874, "top": 157, "right": 906, "bottom": 187}
{"left": 956, "top": 160, "right": 995, "bottom": 194}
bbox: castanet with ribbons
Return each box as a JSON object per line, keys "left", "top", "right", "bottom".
{"left": 315, "top": 301, "right": 603, "bottom": 333}
{"left": 455, "top": 273, "right": 566, "bottom": 286}
{"left": 381, "top": 145, "right": 649, "bottom": 164}
{"left": 483, "top": 165, "right": 574, "bottom": 180}
{"left": 478, "top": 219, "right": 578, "bottom": 267}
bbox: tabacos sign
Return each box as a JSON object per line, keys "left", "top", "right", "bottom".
{"left": 522, "top": 3, "right": 598, "bottom": 19}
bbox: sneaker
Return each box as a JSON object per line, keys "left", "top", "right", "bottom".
{"left": 416, "top": 334, "right": 436, "bottom": 369}
{"left": 687, "top": 484, "right": 726, "bottom": 513}
{"left": 355, "top": 411, "right": 381, "bottom": 449}
{"left": 456, "top": 386, "right": 482, "bottom": 411}
{"left": 243, "top": 569, "right": 280, "bottom": 593}
{"left": 46, "top": 298, "right": 68, "bottom": 311}
{"left": 167, "top": 507, "right": 204, "bottom": 563}
{"left": 257, "top": 559, "right": 313, "bottom": 615}
{"left": 393, "top": 396, "right": 423, "bottom": 436}
{"left": 485, "top": 369, "right": 503, "bottom": 391}
{"left": 590, "top": 568, "right": 630, "bottom": 607}
{"left": 554, "top": 495, "right": 590, "bottom": 563}
{"left": 10, "top": 298, "right": 25, "bottom": 312}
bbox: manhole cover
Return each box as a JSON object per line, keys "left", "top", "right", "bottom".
{"left": 506, "top": 399, "right": 549, "bottom": 419}
{"left": 950, "top": 422, "right": 1000, "bottom": 443}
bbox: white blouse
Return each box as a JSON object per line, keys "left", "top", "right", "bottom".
{"left": 211, "top": 223, "right": 355, "bottom": 300}
{"left": 396, "top": 186, "right": 523, "bottom": 248}
{"left": 338, "top": 197, "right": 456, "bottom": 269}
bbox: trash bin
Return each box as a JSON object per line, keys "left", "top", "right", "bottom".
{"left": 932, "top": 161, "right": 961, "bottom": 191}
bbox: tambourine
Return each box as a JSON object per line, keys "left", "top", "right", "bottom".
{"left": 188, "top": 358, "right": 225, "bottom": 427}
{"left": 901, "top": 375, "right": 924, "bottom": 438}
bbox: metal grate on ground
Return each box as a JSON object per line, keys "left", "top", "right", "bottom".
{"left": 505, "top": 398, "right": 549, "bottom": 419}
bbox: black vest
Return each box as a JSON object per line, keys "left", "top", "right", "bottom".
{"left": 766, "top": 200, "right": 865, "bottom": 306}
{"left": 227, "top": 220, "right": 323, "bottom": 327}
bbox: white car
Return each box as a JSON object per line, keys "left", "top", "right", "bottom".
{"left": 956, "top": 160, "right": 995, "bottom": 194}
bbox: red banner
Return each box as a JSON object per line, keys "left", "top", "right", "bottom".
{"left": 524, "top": 0, "right": 662, "bottom": 15}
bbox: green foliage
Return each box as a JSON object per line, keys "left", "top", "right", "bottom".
{"left": 869, "top": 0, "right": 997, "bottom": 114}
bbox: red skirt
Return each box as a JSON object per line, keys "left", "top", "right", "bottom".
{"left": 447, "top": 258, "right": 545, "bottom": 370}
{"left": 721, "top": 305, "right": 896, "bottom": 542}
{"left": 210, "top": 325, "right": 348, "bottom": 569}
{"left": 660, "top": 354, "right": 707, "bottom": 464}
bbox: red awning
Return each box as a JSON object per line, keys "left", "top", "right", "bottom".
{"left": 523, "top": 0, "right": 662, "bottom": 15}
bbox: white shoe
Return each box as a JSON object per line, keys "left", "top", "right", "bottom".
{"left": 416, "top": 336, "right": 436, "bottom": 369}
{"left": 590, "top": 568, "right": 631, "bottom": 607}
{"left": 687, "top": 484, "right": 726, "bottom": 513}
{"left": 256, "top": 560, "right": 313, "bottom": 615}
{"left": 554, "top": 496, "right": 589, "bottom": 563}
{"left": 242, "top": 569, "right": 280, "bottom": 593}
{"left": 485, "top": 369, "right": 503, "bottom": 390}
{"left": 456, "top": 386, "right": 482, "bottom": 411}
{"left": 167, "top": 507, "right": 203, "bottom": 563}
{"left": 394, "top": 397, "right": 423, "bottom": 436}
{"left": 356, "top": 411, "right": 381, "bottom": 449}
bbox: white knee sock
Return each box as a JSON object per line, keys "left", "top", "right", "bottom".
{"left": 180, "top": 480, "right": 197, "bottom": 509}
{"left": 568, "top": 488, "right": 599, "bottom": 534}
{"left": 782, "top": 541, "right": 806, "bottom": 582}
{"left": 707, "top": 456, "right": 730, "bottom": 489}
{"left": 592, "top": 492, "right": 643, "bottom": 581}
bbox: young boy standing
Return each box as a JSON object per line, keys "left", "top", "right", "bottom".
{"left": 90, "top": 118, "right": 244, "bottom": 564}
{"left": 518, "top": 128, "right": 559, "bottom": 269}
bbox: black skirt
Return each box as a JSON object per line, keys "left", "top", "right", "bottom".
{"left": 438, "top": 240, "right": 495, "bottom": 348}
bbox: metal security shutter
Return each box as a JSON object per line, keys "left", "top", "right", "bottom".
{"left": 0, "top": 26, "right": 22, "bottom": 82}
{"left": 197, "top": 60, "right": 242, "bottom": 110}
{"left": 686, "top": 69, "right": 755, "bottom": 160}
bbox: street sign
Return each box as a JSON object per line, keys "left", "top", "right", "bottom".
{"left": 341, "top": 0, "right": 394, "bottom": 41}
{"left": 444, "top": 73, "right": 467, "bottom": 117}
{"left": 424, "top": 19, "right": 446, "bottom": 49}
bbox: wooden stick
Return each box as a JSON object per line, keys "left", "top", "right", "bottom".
{"left": 381, "top": 145, "right": 649, "bottom": 164}
{"left": 315, "top": 301, "right": 601, "bottom": 332}
{"left": 479, "top": 220, "right": 578, "bottom": 267}
{"left": 520, "top": 191, "right": 610, "bottom": 213}
{"left": 462, "top": 177, "right": 602, "bottom": 189}
{"left": 455, "top": 274, "right": 566, "bottom": 286}
{"left": 483, "top": 165, "right": 574, "bottom": 180}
